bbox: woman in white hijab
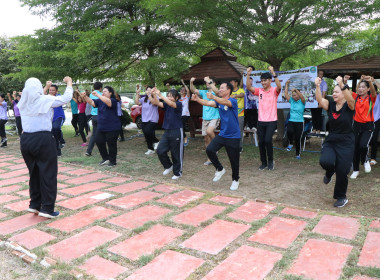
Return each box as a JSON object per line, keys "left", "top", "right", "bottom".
{"left": 18, "top": 76, "right": 73, "bottom": 219}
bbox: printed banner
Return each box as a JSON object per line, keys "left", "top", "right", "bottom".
{"left": 243, "top": 66, "right": 319, "bottom": 109}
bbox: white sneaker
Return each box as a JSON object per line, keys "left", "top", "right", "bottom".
{"left": 145, "top": 149, "right": 155, "bottom": 155}
{"left": 213, "top": 168, "right": 226, "bottom": 182}
{"left": 172, "top": 175, "right": 181, "bottom": 180}
{"left": 163, "top": 166, "right": 173, "bottom": 175}
{"left": 350, "top": 171, "right": 359, "bottom": 179}
{"left": 230, "top": 180, "right": 239, "bottom": 191}
{"left": 364, "top": 160, "right": 371, "bottom": 173}
{"left": 153, "top": 142, "right": 159, "bottom": 150}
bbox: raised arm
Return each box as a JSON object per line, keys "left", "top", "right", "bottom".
{"left": 51, "top": 77, "right": 73, "bottom": 108}
{"left": 181, "top": 79, "right": 190, "bottom": 97}
{"left": 364, "top": 76, "right": 377, "bottom": 98}
{"left": 284, "top": 80, "right": 291, "bottom": 102}
{"left": 206, "top": 90, "right": 232, "bottom": 107}
{"left": 134, "top": 85, "right": 141, "bottom": 106}
{"left": 191, "top": 93, "right": 217, "bottom": 108}
{"left": 336, "top": 76, "right": 355, "bottom": 110}
{"left": 43, "top": 81, "right": 52, "bottom": 95}
{"left": 156, "top": 88, "right": 177, "bottom": 108}
{"left": 95, "top": 92, "right": 112, "bottom": 107}
{"left": 150, "top": 89, "right": 164, "bottom": 108}
{"left": 189, "top": 77, "right": 199, "bottom": 95}
{"left": 80, "top": 92, "right": 96, "bottom": 107}
{"left": 268, "top": 66, "right": 281, "bottom": 93}
{"left": 296, "top": 89, "right": 306, "bottom": 104}
{"left": 204, "top": 76, "right": 220, "bottom": 95}
{"left": 246, "top": 67, "right": 255, "bottom": 93}
{"left": 314, "top": 77, "right": 329, "bottom": 111}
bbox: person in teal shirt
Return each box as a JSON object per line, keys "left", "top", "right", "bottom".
{"left": 284, "top": 80, "right": 306, "bottom": 159}
{"left": 190, "top": 77, "right": 220, "bottom": 165}
{"left": 70, "top": 90, "right": 79, "bottom": 136}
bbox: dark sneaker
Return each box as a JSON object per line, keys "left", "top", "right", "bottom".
{"left": 0, "top": 143, "right": 7, "bottom": 148}
{"left": 38, "top": 211, "right": 60, "bottom": 219}
{"left": 334, "top": 198, "right": 348, "bottom": 208}
{"left": 85, "top": 152, "right": 92, "bottom": 156}
{"left": 57, "top": 149, "right": 62, "bottom": 157}
{"left": 259, "top": 163, "right": 267, "bottom": 171}
{"left": 323, "top": 175, "right": 332, "bottom": 185}
{"left": 268, "top": 162, "right": 274, "bottom": 170}
{"left": 1, "top": 137, "right": 7, "bottom": 144}
{"left": 99, "top": 160, "right": 110, "bottom": 166}
{"left": 118, "top": 138, "right": 125, "bottom": 142}
{"left": 106, "top": 162, "right": 117, "bottom": 167}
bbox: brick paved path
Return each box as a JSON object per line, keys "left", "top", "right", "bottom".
{"left": 0, "top": 153, "right": 380, "bottom": 279}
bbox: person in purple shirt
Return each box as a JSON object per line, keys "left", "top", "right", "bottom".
{"left": 134, "top": 85, "right": 160, "bottom": 155}
{"left": 7, "top": 91, "right": 23, "bottom": 137}
{"left": 0, "top": 94, "right": 8, "bottom": 147}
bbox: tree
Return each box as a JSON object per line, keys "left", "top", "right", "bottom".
{"left": 14, "top": 0, "right": 197, "bottom": 84}
{"left": 0, "top": 37, "right": 24, "bottom": 93}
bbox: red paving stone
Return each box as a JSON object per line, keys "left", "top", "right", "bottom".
{"left": 370, "top": 220, "right": 380, "bottom": 229}
{"left": 0, "top": 195, "right": 20, "bottom": 204}
{"left": 358, "top": 231, "right": 380, "bottom": 268}
{"left": 4, "top": 199, "right": 29, "bottom": 212}
{"left": 58, "top": 183, "right": 69, "bottom": 189}
{"left": 248, "top": 217, "right": 307, "bottom": 249}
{"left": 228, "top": 201, "right": 277, "bottom": 222}
{"left": 313, "top": 215, "right": 360, "bottom": 240}
{"left": 0, "top": 213, "right": 47, "bottom": 235}
{"left": 57, "top": 174, "right": 71, "bottom": 181}
{"left": 48, "top": 206, "right": 117, "bottom": 232}
{"left": 0, "top": 185, "right": 22, "bottom": 194}
{"left": 106, "top": 191, "right": 161, "bottom": 210}
{"left": 0, "top": 162, "right": 12, "bottom": 167}
{"left": 181, "top": 220, "right": 250, "bottom": 255}
{"left": 58, "top": 166, "right": 75, "bottom": 173}
{"left": 109, "top": 224, "right": 183, "bottom": 260}
{"left": 64, "top": 169, "right": 95, "bottom": 176}
{"left": 106, "top": 181, "right": 153, "bottom": 194}
{"left": 172, "top": 203, "right": 225, "bottom": 226}
{"left": 57, "top": 191, "right": 114, "bottom": 210}
{"left": 6, "top": 163, "right": 27, "bottom": 170}
{"left": 287, "top": 239, "right": 353, "bottom": 280}
{"left": 157, "top": 189, "right": 205, "bottom": 207}
{"left": 0, "top": 212, "right": 6, "bottom": 219}
{"left": 281, "top": 207, "right": 318, "bottom": 219}
{"left": 60, "top": 182, "right": 111, "bottom": 195}
{"left": 149, "top": 184, "right": 179, "bottom": 193}
{"left": 107, "top": 205, "right": 171, "bottom": 229}
{"left": 16, "top": 190, "right": 29, "bottom": 197}
{"left": 13, "top": 159, "right": 25, "bottom": 164}
{"left": 9, "top": 229, "right": 56, "bottom": 249}
{"left": 79, "top": 255, "right": 127, "bottom": 280}
{"left": 103, "top": 176, "right": 130, "bottom": 184}
{"left": 47, "top": 226, "right": 121, "bottom": 261}
{"left": 126, "top": 250, "right": 204, "bottom": 280}
{"left": 64, "top": 173, "right": 110, "bottom": 185}
{"left": 209, "top": 195, "right": 243, "bottom": 205}
{"left": 352, "top": 277, "right": 380, "bottom": 280}
{"left": 56, "top": 194, "right": 67, "bottom": 201}
{"left": 203, "top": 245, "right": 282, "bottom": 280}
{"left": 0, "top": 175, "right": 29, "bottom": 186}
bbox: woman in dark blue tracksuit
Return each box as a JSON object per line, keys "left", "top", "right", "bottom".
{"left": 151, "top": 88, "right": 183, "bottom": 180}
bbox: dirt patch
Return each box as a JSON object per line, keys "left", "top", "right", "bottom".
{"left": 4, "top": 127, "right": 380, "bottom": 217}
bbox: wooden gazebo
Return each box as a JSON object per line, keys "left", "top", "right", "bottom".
{"left": 318, "top": 51, "right": 380, "bottom": 90}
{"left": 166, "top": 47, "right": 247, "bottom": 137}
{"left": 165, "top": 47, "right": 247, "bottom": 85}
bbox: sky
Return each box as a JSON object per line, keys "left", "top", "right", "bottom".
{"left": 0, "top": 0, "right": 55, "bottom": 38}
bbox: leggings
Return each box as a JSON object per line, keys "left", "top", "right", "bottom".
{"left": 71, "top": 113, "right": 78, "bottom": 133}
{"left": 353, "top": 121, "right": 374, "bottom": 171}
{"left": 257, "top": 121, "right": 277, "bottom": 165}
{"left": 141, "top": 121, "right": 158, "bottom": 150}
{"left": 0, "top": 119, "right": 7, "bottom": 138}
{"left": 320, "top": 133, "right": 354, "bottom": 199}
{"left": 181, "top": 116, "right": 190, "bottom": 139}
{"left": 287, "top": 121, "right": 304, "bottom": 156}
{"left": 78, "top": 113, "right": 87, "bottom": 143}
{"left": 15, "top": 116, "right": 23, "bottom": 135}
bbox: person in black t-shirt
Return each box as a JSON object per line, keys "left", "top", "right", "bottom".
{"left": 151, "top": 88, "right": 184, "bottom": 180}
{"left": 315, "top": 76, "right": 355, "bottom": 208}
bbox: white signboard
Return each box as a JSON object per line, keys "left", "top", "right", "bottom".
{"left": 243, "top": 66, "right": 319, "bottom": 109}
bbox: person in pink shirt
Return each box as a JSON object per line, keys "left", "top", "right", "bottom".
{"left": 246, "top": 66, "right": 281, "bottom": 170}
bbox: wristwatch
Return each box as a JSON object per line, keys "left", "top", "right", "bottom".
{"left": 341, "top": 84, "right": 349, "bottom": 91}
